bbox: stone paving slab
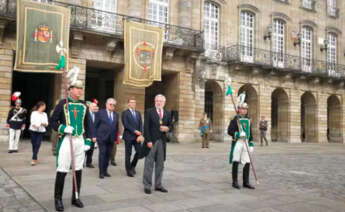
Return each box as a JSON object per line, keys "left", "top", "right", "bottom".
{"left": 0, "top": 140, "right": 345, "bottom": 212}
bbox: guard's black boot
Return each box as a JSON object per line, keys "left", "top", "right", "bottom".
{"left": 54, "top": 172, "right": 66, "bottom": 211}
{"left": 232, "top": 162, "right": 240, "bottom": 189}
{"left": 243, "top": 163, "right": 255, "bottom": 189}
{"left": 71, "top": 170, "right": 84, "bottom": 208}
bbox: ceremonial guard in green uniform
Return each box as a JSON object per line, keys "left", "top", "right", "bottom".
{"left": 227, "top": 102, "right": 255, "bottom": 190}
{"left": 51, "top": 80, "right": 92, "bottom": 211}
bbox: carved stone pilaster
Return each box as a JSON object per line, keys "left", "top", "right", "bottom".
{"left": 0, "top": 20, "right": 7, "bottom": 47}
{"left": 70, "top": 32, "right": 83, "bottom": 57}
{"left": 164, "top": 48, "right": 175, "bottom": 61}
{"left": 106, "top": 40, "right": 119, "bottom": 53}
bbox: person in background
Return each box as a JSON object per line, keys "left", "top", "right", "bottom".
{"left": 85, "top": 100, "right": 99, "bottom": 168}
{"left": 95, "top": 98, "right": 119, "bottom": 179}
{"left": 29, "top": 101, "right": 48, "bottom": 166}
{"left": 122, "top": 97, "right": 143, "bottom": 177}
{"left": 259, "top": 115, "right": 269, "bottom": 146}
{"left": 6, "top": 92, "right": 27, "bottom": 153}
{"left": 199, "top": 113, "right": 212, "bottom": 148}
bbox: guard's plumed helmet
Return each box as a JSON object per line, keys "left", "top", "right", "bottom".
{"left": 69, "top": 80, "right": 84, "bottom": 89}
{"left": 239, "top": 102, "right": 248, "bottom": 109}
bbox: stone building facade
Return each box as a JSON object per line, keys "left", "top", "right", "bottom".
{"left": 0, "top": 0, "right": 344, "bottom": 144}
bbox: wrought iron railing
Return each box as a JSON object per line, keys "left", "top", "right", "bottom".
{"left": 0, "top": 0, "right": 204, "bottom": 51}
{"left": 222, "top": 45, "right": 345, "bottom": 79}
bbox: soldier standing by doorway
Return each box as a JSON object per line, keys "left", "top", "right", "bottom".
{"left": 6, "top": 92, "right": 27, "bottom": 153}
{"left": 199, "top": 112, "right": 212, "bottom": 148}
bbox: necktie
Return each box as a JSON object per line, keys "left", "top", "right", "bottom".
{"left": 132, "top": 110, "right": 136, "bottom": 119}
{"left": 109, "top": 111, "right": 113, "bottom": 122}
{"left": 158, "top": 109, "right": 162, "bottom": 119}
{"left": 91, "top": 112, "right": 95, "bottom": 123}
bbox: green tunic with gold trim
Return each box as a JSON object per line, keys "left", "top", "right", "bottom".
{"left": 227, "top": 115, "right": 254, "bottom": 164}
{"left": 51, "top": 97, "right": 92, "bottom": 164}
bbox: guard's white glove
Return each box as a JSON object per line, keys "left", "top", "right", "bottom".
{"left": 240, "top": 131, "right": 246, "bottom": 138}
{"left": 249, "top": 146, "right": 254, "bottom": 153}
{"left": 64, "top": 126, "right": 74, "bottom": 134}
{"left": 84, "top": 145, "right": 90, "bottom": 152}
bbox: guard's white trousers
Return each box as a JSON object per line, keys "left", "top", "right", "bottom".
{"left": 232, "top": 139, "right": 254, "bottom": 165}
{"left": 9, "top": 129, "right": 21, "bottom": 150}
{"left": 57, "top": 136, "right": 85, "bottom": 173}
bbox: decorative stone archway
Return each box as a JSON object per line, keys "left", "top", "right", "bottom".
{"left": 205, "top": 80, "right": 225, "bottom": 142}
{"left": 238, "top": 84, "right": 259, "bottom": 140}
{"left": 301, "top": 92, "right": 317, "bottom": 142}
{"left": 327, "top": 95, "right": 342, "bottom": 143}
{"left": 271, "top": 88, "right": 289, "bottom": 142}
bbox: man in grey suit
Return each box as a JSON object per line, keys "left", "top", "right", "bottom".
{"left": 142, "top": 94, "right": 172, "bottom": 194}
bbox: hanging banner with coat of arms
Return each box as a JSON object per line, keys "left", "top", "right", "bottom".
{"left": 124, "top": 20, "right": 163, "bottom": 87}
{"left": 14, "top": 0, "right": 70, "bottom": 73}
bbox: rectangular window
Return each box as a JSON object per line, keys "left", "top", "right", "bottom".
{"left": 327, "top": 33, "right": 337, "bottom": 73}
{"left": 204, "top": 1, "right": 219, "bottom": 50}
{"left": 240, "top": 11, "right": 254, "bottom": 63}
{"left": 301, "top": 26, "right": 313, "bottom": 72}
{"left": 302, "top": 0, "right": 313, "bottom": 10}
{"left": 91, "top": 0, "right": 117, "bottom": 33}
{"left": 327, "top": 0, "right": 337, "bottom": 17}
{"left": 272, "top": 19, "right": 285, "bottom": 68}
{"left": 148, "top": 0, "right": 169, "bottom": 39}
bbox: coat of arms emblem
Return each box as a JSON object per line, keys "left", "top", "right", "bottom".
{"left": 134, "top": 42, "right": 155, "bottom": 72}
{"left": 33, "top": 25, "right": 54, "bottom": 43}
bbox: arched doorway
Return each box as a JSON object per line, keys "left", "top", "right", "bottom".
{"left": 301, "top": 92, "right": 317, "bottom": 142}
{"left": 238, "top": 84, "right": 258, "bottom": 140}
{"left": 327, "top": 95, "right": 342, "bottom": 143}
{"left": 205, "top": 80, "right": 224, "bottom": 141}
{"left": 271, "top": 88, "right": 289, "bottom": 142}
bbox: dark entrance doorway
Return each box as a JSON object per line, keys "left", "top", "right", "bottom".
{"left": 85, "top": 67, "right": 115, "bottom": 108}
{"left": 11, "top": 71, "right": 56, "bottom": 139}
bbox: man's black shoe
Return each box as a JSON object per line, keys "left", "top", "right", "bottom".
{"left": 131, "top": 167, "right": 136, "bottom": 175}
{"left": 243, "top": 184, "right": 255, "bottom": 189}
{"left": 104, "top": 173, "right": 111, "bottom": 177}
{"left": 13, "top": 150, "right": 18, "bottom": 153}
{"left": 55, "top": 199, "right": 64, "bottom": 211}
{"left": 232, "top": 182, "right": 241, "bottom": 189}
{"left": 127, "top": 172, "right": 134, "bottom": 177}
{"left": 144, "top": 188, "right": 151, "bottom": 194}
{"left": 86, "top": 164, "right": 95, "bottom": 168}
{"left": 71, "top": 199, "right": 84, "bottom": 208}
{"left": 110, "top": 161, "right": 117, "bottom": 166}
{"left": 99, "top": 174, "right": 104, "bottom": 179}
{"left": 8, "top": 150, "right": 13, "bottom": 153}
{"left": 155, "top": 187, "right": 168, "bottom": 193}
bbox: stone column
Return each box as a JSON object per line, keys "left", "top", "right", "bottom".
{"left": 176, "top": 71, "right": 196, "bottom": 142}
{"left": 289, "top": 89, "right": 301, "bottom": 143}
{"left": 0, "top": 49, "right": 13, "bottom": 142}
{"left": 258, "top": 83, "right": 272, "bottom": 142}
{"left": 342, "top": 94, "right": 345, "bottom": 144}
{"left": 178, "top": 0, "right": 192, "bottom": 28}
{"left": 316, "top": 92, "right": 328, "bottom": 143}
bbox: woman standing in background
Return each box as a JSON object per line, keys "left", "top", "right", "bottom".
{"left": 29, "top": 101, "right": 48, "bottom": 166}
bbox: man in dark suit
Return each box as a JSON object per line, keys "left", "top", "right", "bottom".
{"left": 85, "top": 100, "right": 99, "bottom": 168}
{"left": 94, "top": 98, "right": 119, "bottom": 179}
{"left": 122, "top": 97, "right": 143, "bottom": 177}
{"left": 143, "top": 94, "right": 172, "bottom": 194}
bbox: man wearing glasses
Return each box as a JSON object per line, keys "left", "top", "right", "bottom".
{"left": 94, "top": 98, "right": 119, "bottom": 179}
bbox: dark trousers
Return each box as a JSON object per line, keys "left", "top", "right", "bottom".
{"left": 124, "top": 139, "right": 141, "bottom": 173}
{"left": 30, "top": 131, "right": 44, "bottom": 160}
{"left": 85, "top": 142, "right": 95, "bottom": 165}
{"left": 98, "top": 140, "right": 113, "bottom": 175}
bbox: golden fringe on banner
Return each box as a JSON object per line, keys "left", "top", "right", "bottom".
{"left": 123, "top": 20, "right": 163, "bottom": 87}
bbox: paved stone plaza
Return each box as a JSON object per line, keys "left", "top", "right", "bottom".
{"left": 0, "top": 140, "right": 345, "bottom": 212}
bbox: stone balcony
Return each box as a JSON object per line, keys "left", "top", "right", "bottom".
{"left": 222, "top": 45, "right": 345, "bottom": 80}
{"left": 0, "top": 0, "right": 204, "bottom": 52}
